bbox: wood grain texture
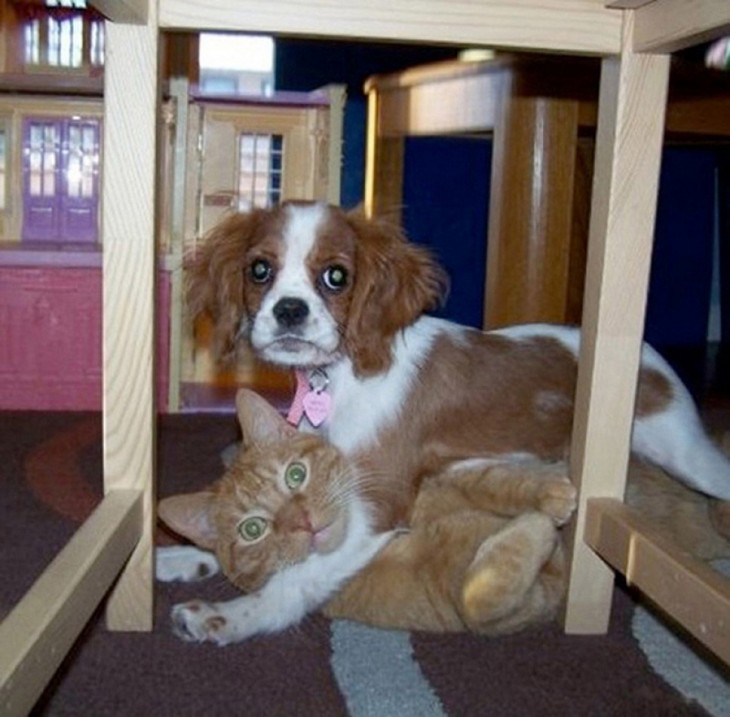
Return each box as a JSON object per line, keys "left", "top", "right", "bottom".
{"left": 91, "top": 0, "right": 148, "bottom": 24}
{"left": 0, "top": 491, "right": 142, "bottom": 717}
{"left": 605, "top": 0, "right": 655, "bottom": 8}
{"left": 326, "top": 85, "right": 346, "bottom": 205}
{"left": 633, "top": 0, "right": 730, "bottom": 53}
{"left": 365, "top": 89, "right": 405, "bottom": 222}
{"left": 585, "top": 498, "right": 730, "bottom": 665}
{"left": 563, "top": 12, "right": 671, "bottom": 634}
{"left": 159, "top": 0, "right": 623, "bottom": 56}
{"left": 367, "top": 64, "right": 506, "bottom": 138}
{"left": 484, "top": 79, "right": 580, "bottom": 327}
{"left": 102, "top": 13, "right": 159, "bottom": 631}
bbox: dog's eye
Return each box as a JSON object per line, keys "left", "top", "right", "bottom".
{"left": 250, "top": 259, "right": 273, "bottom": 284}
{"left": 321, "top": 265, "right": 348, "bottom": 292}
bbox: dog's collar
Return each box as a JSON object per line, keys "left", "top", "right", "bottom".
{"left": 286, "top": 368, "right": 332, "bottom": 427}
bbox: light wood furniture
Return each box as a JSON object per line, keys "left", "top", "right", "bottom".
{"left": 364, "top": 52, "right": 730, "bottom": 328}
{"left": 2, "top": 2, "right": 730, "bottom": 714}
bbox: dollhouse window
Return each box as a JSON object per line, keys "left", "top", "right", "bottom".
{"left": 237, "top": 133, "right": 283, "bottom": 210}
{"left": 21, "top": 3, "right": 104, "bottom": 69}
{"left": 23, "top": 19, "right": 41, "bottom": 65}
{"left": 66, "top": 123, "right": 96, "bottom": 199}
{"left": 47, "top": 14, "right": 83, "bottom": 67}
{"left": 27, "top": 122, "right": 57, "bottom": 198}
{"left": 88, "top": 17, "right": 104, "bottom": 66}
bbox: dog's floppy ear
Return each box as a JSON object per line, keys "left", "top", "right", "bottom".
{"left": 344, "top": 209, "right": 448, "bottom": 376}
{"left": 186, "top": 210, "right": 264, "bottom": 361}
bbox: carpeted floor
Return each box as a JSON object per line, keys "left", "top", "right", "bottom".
{"left": 0, "top": 409, "right": 725, "bottom": 716}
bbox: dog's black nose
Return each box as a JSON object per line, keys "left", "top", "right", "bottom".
{"left": 273, "top": 297, "right": 310, "bottom": 328}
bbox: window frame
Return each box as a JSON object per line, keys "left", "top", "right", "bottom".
{"left": 21, "top": 10, "right": 105, "bottom": 73}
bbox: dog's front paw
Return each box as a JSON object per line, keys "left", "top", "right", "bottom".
{"left": 171, "top": 600, "right": 235, "bottom": 646}
{"left": 156, "top": 546, "right": 220, "bottom": 583}
{"left": 537, "top": 478, "right": 577, "bottom": 526}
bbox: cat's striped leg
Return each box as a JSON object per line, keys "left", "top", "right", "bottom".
{"left": 460, "top": 512, "right": 563, "bottom": 630}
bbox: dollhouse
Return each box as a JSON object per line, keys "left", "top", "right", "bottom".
{"left": 0, "top": 1, "right": 344, "bottom": 411}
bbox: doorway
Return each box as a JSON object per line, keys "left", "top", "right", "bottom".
{"left": 21, "top": 116, "right": 100, "bottom": 243}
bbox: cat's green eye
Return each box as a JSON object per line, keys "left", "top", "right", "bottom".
{"left": 238, "top": 516, "right": 268, "bottom": 542}
{"left": 285, "top": 462, "right": 307, "bottom": 490}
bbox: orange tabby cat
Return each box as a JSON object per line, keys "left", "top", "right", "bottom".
{"left": 158, "top": 390, "right": 730, "bottom": 644}
{"left": 157, "top": 389, "right": 578, "bottom": 644}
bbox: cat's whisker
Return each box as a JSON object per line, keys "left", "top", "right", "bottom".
{"left": 321, "top": 473, "right": 372, "bottom": 508}
{"left": 338, "top": 468, "right": 401, "bottom": 500}
{"left": 319, "top": 468, "right": 357, "bottom": 499}
{"left": 333, "top": 464, "right": 387, "bottom": 490}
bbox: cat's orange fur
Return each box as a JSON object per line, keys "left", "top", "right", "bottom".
{"left": 329, "top": 456, "right": 730, "bottom": 633}
{"left": 159, "top": 389, "right": 730, "bottom": 639}
{"left": 325, "top": 462, "right": 573, "bottom": 634}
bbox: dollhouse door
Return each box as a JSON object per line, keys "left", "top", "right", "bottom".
{"left": 22, "top": 116, "right": 100, "bottom": 243}
{"left": 61, "top": 119, "right": 100, "bottom": 242}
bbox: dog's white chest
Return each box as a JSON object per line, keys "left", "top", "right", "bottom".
{"left": 321, "top": 317, "right": 450, "bottom": 455}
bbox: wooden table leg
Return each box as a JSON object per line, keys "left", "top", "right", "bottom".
{"left": 484, "top": 71, "right": 581, "bottom": 328}
{"left": 364, "top": 88, "right": 405, "bottom": 223}
{"left": 102, "top": 13, "right": 160, "bottom": 632}
{"left": 563, "top": 13, "right": 671, "bottom": 634}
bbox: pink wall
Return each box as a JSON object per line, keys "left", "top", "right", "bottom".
{"left": 0, "top": 257, "right": 171, "bottom": 412}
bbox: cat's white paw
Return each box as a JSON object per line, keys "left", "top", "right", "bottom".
{"left": 156, "top": 545, "right": 220, "bottom": 582}
{"left": 171, "top": 600, "right": 240, "bottom": 646}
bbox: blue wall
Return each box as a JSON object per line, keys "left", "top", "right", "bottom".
{"left": 402, "top": 136, "right": 491, "bottom": 328}
{"left": 645, "top": 147, "right": 717, "bottom": 350}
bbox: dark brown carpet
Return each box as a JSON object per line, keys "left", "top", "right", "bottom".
{"left": 0, "top": 410, "right": 711, "bottom": 716}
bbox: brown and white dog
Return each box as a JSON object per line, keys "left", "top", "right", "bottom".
{"left": 182, "top": 201, "right": 730, "bottom": 514}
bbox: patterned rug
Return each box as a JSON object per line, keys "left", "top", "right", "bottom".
{"left": 1, "top": 411, "right": 722, "bottom": 716}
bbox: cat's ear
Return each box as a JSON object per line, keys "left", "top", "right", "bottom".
{"left": 236, "top": 388, "right": 298, "bottom": 449}
{"left": 158, "top": 492, "right": 218, "bottom": 550}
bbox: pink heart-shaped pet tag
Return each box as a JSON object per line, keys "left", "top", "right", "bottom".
{"left": 302, "top": 390, "right": 332, "bottom": 427}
